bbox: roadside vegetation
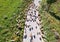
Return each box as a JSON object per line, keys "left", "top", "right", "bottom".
{"left": 0, "top": 0, "right": 32, "bottom": 42}
{"left": 39, "top": 0, "right": 60, "bottom": 42}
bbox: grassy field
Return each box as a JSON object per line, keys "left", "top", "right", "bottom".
{"left": 39, "top": 0, "right": 60, "bottom": 42}
{"left": 0, "top": 0, "right": 32, "bottom": 42}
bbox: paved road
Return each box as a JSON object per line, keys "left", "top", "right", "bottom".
{"left": 23, "top": 0, "right": 44, "bottom": 42}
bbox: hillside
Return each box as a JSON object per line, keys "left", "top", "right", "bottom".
{"left": 40, "top": 0, "right": 60, "bottom": 42}
{"left": 0, "top": 0, "right": 60, "bottom": 42}
{"left": 0, "top": 0, "right": 32, "bottom": 42}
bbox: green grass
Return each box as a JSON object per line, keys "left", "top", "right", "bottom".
{"left": 39, "top": 0, "right": 60, "bottom": 42}
{"left": 0, "top": 0, "right": 32, "bottom": 42}
{"left": 0, "top": 0, "right": 22, "bottom": 25}
{"left": 49, "top": 0, "right": 60, "bottom": 17}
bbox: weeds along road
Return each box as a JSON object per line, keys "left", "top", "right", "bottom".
{"left": 23, "top": 0, "right": 44, "bottom": 42}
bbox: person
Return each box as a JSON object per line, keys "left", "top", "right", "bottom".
{"left": 30, "top": 35, "right": 33, "bottom": 42}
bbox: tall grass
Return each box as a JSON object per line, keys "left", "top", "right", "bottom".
{"left": 39, "top": 0, "right": 60, "bottom": 42}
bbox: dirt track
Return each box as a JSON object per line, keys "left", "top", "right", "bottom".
{"left": 23, "top": 0, "right": 44, "bottom": 42}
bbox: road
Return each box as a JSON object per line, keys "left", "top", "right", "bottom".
{"left": 23, "top": 0, "right": 44, "bottom": 42}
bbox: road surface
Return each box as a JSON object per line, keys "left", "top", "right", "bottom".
{"left": 23, "top": 0, "right": 44, "bottom": 42}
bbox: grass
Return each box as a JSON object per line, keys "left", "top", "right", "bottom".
{"left": 49, "top": 0, "right": 60, "bottom": 17}
{"left": 39, "top": 0, "right": 60, "bottom": 42}
{"left": 0, "top": 0, "right": 32, "bottom": 42}
{"left": 0, "top": 0, "right": 22, "bottom": 28}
